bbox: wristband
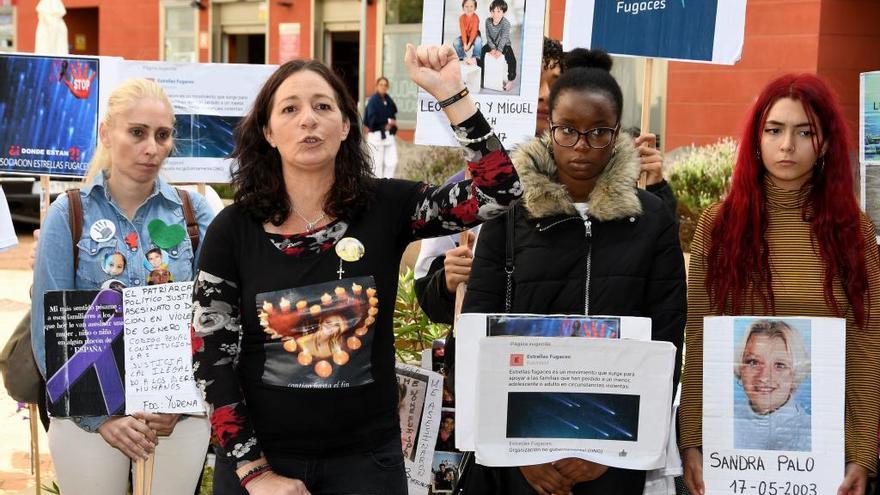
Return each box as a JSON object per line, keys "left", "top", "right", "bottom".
{"left": 438, "top": 87, "right": 470, "bottom": 109}
{"left": 239, "top": 463, "right": 273, "bottom": 489}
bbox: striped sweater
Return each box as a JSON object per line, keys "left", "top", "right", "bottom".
{"left": 678, "top": 178, "right": 880, "bottom": 474}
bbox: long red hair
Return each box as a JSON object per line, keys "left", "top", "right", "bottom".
{"left": 706, "top": 73, "right": 868, "bottom": 326}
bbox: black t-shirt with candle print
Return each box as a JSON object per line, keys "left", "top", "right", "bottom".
{"left": 192, "top": 111, "right": 520, "bottom": 461}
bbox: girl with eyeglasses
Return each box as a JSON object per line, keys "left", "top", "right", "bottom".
{"left": 459, "top": 48, "right": 686, "bottom": 495}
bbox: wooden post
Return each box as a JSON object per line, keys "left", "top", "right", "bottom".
{"left": 196, "top": 183, "right": 206, "bottom": 196}
{"left": 134, "top": 457, "right": 144, "bottom": 495}
{"left": 452, "top": 231, "right": 471, "bottom": 321}
{"left": 32, "top": 174, "right": 51, "bottom": 495}
{"left": 638, "top": 58, "right": 655, "bottom": 189}
{"left": 28, "top": 404, "right": 40, "bottom": 494}
{"left": 144, "top": 453, "right": 155, "bottom": 495}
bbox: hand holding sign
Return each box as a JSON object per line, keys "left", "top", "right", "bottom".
{"left": 97, "top": 415, "right": 157, "bottom": 461}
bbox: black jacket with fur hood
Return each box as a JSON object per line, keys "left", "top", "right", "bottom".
{"left": 461, "top": 132, "right": 687, "bottom": 386}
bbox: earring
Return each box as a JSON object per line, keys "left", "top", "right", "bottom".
{"left": 755, "top": 150, "right": 762, "bottom": 161}
{"left": 815, "top": 156, "right": 825, "bottom": 173}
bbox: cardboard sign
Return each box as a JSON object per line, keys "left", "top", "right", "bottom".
{"left": 397, "top": 363, "right": 444, "bottom": 495}
{"left": 123, "top": 282, "right": 204, "bottom": 414}
{"left": 44, "top": 289, "right": 126, "bottom": 416}
{"left": 474, "top": 336, "right": 675, "bottom": 469}
{"left": 414, "top": 0, "right": 546, "bottom": 148}
{"left": 455, "top": 313, "right": 651, "bottom": 451}
{"left": 0, "top": 53, "right": 100, "bottom": 177}
{"left": 702, "top": 316, "right": 844, "bottom": 495}
{"left": 859, "top": 71, "right": 880, "bottom": 243}
{"left": 562, "top": 1, "right": 747, "bottom": 64}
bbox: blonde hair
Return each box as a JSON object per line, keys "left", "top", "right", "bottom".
{"left": 734, "top": 319, "right": 811, "bottom": 389}
{"left": 83, "top": 79, "right": 175, "bottom": 184}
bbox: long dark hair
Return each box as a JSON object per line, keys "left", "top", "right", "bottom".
{"left": 706, "top": 73, "right": 869, "bottom": 326}
{"left": 231, "top": 59, "right": 375, "bottom": 226}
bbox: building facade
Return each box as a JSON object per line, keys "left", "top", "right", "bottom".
{"left": 2, "top": 0, "right": 879, "bottom": 149}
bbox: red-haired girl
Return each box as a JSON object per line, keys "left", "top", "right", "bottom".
{"left": 679, "top": 73, "right": 880, "bottom": 495}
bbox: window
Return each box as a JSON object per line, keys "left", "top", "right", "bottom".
{"left": 381, "top": 0, "right": 423, "bottom": 128}
{"left": 385, "top": 0, "right": 423, "bottom": 24}
{"left": 610, "top": 57, "right": 668, "bottom": 147}
{"left": 0, "top": 6, "right": 15, "bottom": 52}
{"left": 162, "top": 2, "right": 198, "bottom": 63}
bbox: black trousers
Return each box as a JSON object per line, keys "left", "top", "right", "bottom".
{"left": 461, "top": 463, "right": 647, "bottom": 495}
{"left": 479, "top": 44, "right": 517, "bottom": 83}
{"left": 212, "top": 436, "right": 407, "bottom": 495}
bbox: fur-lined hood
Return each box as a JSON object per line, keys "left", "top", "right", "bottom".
{"left": 510, "top": 132, "right": 642, "bottom": 221}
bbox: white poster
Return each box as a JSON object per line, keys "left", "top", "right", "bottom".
{"left": 702, "top": 316, "right": 845, "bottom": 495}
{"left": 454, "top": 313, "right": 652, "bottom": 452}
{"left": 474, "top": 336, "right": 675, "bottom": 469}
{"left": 103, "top": 59, "right": 277, "bottom": 183}
{"left": 562, "top": 1, "right": 747, "bottom": 65}
{"left": 122, "top": 282, "right": 204, "bottom": 414}
{"left": 415, "top": 0, "right": 545, "bottom": 148}
{"left": 396, "top": 363, "right": 444, "bottom": 495}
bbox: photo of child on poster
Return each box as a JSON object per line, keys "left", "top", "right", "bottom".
{"left": 441, "top": 0, "right": 526, "bottom": 95}
{"left": 398, "top": 370, "right": 428, "bottom": 461}
{"left": 733, "top": 318, "right": 812, "bottom": 451}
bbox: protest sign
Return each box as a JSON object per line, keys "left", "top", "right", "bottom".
{"left": 106, "top": 59, "right": 277, "bottom": 183}
{"left": 44, "top": 289, "right": 126, "bottom": 417}
{"left": 0, "top": 53, "right": 101, "bottom": 177}
{"left": 859, "top": 72, "right": 880, "bottom": 242}
{"left": 414, "top": 0, "right": 545, "bottom": 148}
{"left": 396, "top": 363, "right": 444, "bottom": 495}
{"left": 455, "top": 313, "right": 651, "bottom": 451}
{"left": 562, "top": 1, "right": 747, "bottom": 64}
{"left": 474, "top": 336, "right": 675, "bottom": 469}
{"left": 702, "top": 317, "right": 844, "bottom": 495}
{"left": 123, "top": 282, "right": 204, "bottom": 414}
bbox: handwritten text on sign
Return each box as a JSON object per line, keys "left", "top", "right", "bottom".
{"left": 123, "top": 282, "right": 204, "bottom": 414}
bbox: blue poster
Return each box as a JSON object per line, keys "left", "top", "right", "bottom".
{"left": 0, "top": 54, "right": 100, "bottom": 177}
{"left": 591, "top": 1, "right": 718, "bottom": 61}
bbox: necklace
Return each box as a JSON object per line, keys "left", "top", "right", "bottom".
{"left": 293, "top": 207, "right": 326, "bottom": 231}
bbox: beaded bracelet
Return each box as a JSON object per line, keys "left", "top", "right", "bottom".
{"left": 438, "top": 87, "right": 470, "bottom": 109}
{"left": 239, "top": 463, "right": 273, "bottom": 489}
{"left": 453, "top": 127, "right": 495, "bottom": 145}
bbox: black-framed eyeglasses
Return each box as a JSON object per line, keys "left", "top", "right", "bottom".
{"left": 549, "top": 123, "right": 620, "bottom": 149}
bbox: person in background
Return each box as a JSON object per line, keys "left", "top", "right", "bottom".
{"left": 678, "top": 73, "right": 880, "bottom": 495}
{"left": 364, "top": 76, "right": 399, "bottom": 178}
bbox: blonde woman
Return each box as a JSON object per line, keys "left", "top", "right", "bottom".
{"left": 31, "top": 79, "right": 214, "bottom": 494}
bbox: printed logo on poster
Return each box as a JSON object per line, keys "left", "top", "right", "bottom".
{"left": 562, "top": 1, "right": 746, "bottom": 65}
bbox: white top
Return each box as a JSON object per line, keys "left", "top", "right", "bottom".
{"left": 0, "top": 186, "right": 18, "bottom": 252}
{"left": 573, "top": 202, "right": 590, "bottom": 220}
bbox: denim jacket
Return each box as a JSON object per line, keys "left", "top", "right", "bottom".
{"left": 31, "top": 172, "right": 215, "bottom": 432}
